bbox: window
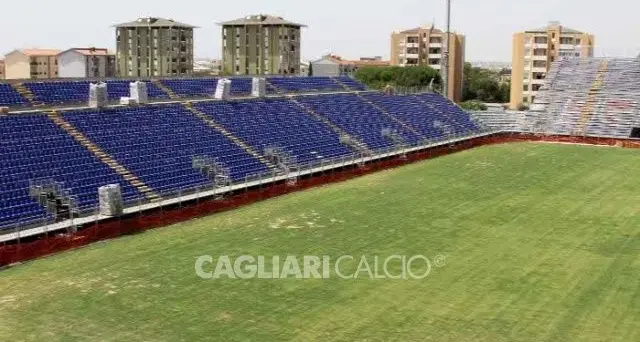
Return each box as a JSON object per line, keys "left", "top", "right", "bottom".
{"left": 560, "top": 37, "right": 573, "bottom": 44}
{"left": 534, "top": 37, "right": 547, "bottom": 44}
{"left": 522, "top": 97, "right": 529, "bottom": 103}
{"left": 576, "top": 39, "right": 581, "bottom": 45}
{"left": 533, "top": 49, "right": 547, "bottom": 56}
{"left": 523, "top": 85, "right": 528, "bottom": 91}
{"left": 533, "top": 72, "right": 546, "bottom": 80}
{"left": 533, "top": 60, "right": 546, "bottom": 68}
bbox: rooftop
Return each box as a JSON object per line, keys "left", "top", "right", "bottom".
{"left": 219, "top": 14, "right": 306, "bottom": 27}
{"left": 14, "top": 49, "right": 61, "bottom": 56}
{"left": 526, "top": 21, "right": 586, "bottom": 34}
{"left": 59, "top": 48, "right": 113, "bottom": 56}
{"left": 114, "top": 17, "right": 197, "bottom": 28}
{"left": 314, "top": 54, "right": 390, "bottom": 67}
{"left": 397, "top": 24, "right": 444, "bottom": 34}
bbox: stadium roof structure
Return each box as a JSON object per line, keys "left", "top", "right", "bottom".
{"left": 114, "top": 17, "right": 197, "bottom": 28}
{"left": 218, "top": 14, "right": 306, "bottom": 27}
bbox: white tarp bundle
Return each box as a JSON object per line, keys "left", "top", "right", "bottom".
{"left": 89, "top": 82, "right": 108, "bottom": 108}
{"left": 130, "top": 81, "right": 148, "bottom": 104}
{"left": 214, "top": 78, "right": 232, "bottom": 100}
{"left": 98, "top": 184, "right": 123, "bottom": 216}
{"left": 251, "top": 77, "right": 266, "bottom": 97}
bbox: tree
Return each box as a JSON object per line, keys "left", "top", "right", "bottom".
{"left": 463, "top": 62, "right": 510, "bottom": 103}
{"left": 354, "top": 66, "right": 441, "bottom": 91}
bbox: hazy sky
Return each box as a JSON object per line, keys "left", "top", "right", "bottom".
{"left": 3, "top": 0, "right": 640, "bottom": 62}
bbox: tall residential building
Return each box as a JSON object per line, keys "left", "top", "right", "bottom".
{"left": 0, "top": 59, "right": 4, "bottom": 79}
{"left": 58, "top": 48, "right": 116, "bottom": 78}
{"left": 510, "top": 21, "right": 594, "bottom": 109}
{"left": 3, "top": 49, "right": 60, "bottom": 79}
{"left": 390, "top": 25, "right": 465, "bottom": 102}
{"left": 114, "top": 17, "right": 196, "bottom": 77}
{"left": 219, "top": 14, "right": 305, "bottom": 75}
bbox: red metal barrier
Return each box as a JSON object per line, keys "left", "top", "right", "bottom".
{"left": 2, "top": 132, "right": 640, "bottom": 267}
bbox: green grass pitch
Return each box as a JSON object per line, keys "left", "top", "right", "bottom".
{"left": 1, "top": 142, "right": 639, "bottom": 342}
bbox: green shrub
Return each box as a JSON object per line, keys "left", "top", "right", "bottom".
{"left": 460, "top": 100, "right": 488, "bottom": 111}
{"left": 354, "top": 66, "right": 441, "bottom": 90}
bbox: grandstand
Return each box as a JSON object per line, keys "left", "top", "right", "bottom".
{"left": 523, "top": 57, "right": 640, "bottom": 138}
{"left": 3, "top": 60, "right": 640, "bottom": 342}
{"left": 0, "top": 76, "right": 369, "bottom": 109}
{"left": 0, "top": 75, "right": 487, "bottom": 240}
{"left": 3, "top": 55, "right": 640, "bottom": 257}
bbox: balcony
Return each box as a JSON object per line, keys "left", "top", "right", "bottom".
{"left": 406, "top": 43, "right": 419, "bottom": 48}
{"left": 401, "top": 53, "right": 419, "bottom": 59}
{"left": 532, "top": 67, "right": 547, "bottom": 73}
{"left": 532, "top": 55, "right": 547, "bottom": 61}
{"left": 534, "top": 43, "right": 548, "bottom": 49}
{"left": 428, "top": 54, "right": 442, "bottom": 59}
{"left": 428, "top": 42, "right": 442, "bottom": 48}
{"left": 560, "top": 44, "right": 578, "bottom": 50}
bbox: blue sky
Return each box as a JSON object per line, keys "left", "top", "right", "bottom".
{"left": 2, "top": 0, "right": 639, "bottom": 61}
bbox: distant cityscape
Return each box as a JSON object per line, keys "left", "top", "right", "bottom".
{"left": 0, "top": 14, "right": 594, "bottom": 107}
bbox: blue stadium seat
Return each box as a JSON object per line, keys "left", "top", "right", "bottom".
{"left": 335, "top": 76, "right": 367, "bottom": 91}
{"left": 0, "top": 114, "right": 141, "bottom": 230}
{"left": 24, "top": 80, "right": 168, "bottom": 105}
{"left": 0, "top": 90, "right": 478, "bottom": 231}
{"left": 162, "top": 78, "right": 253, "bottom": 98}
{"left": 63, "top": 104, "right": 270, "bottom": 195}
{"left": 0, "top": 84, "right": 27, "bottom": 107}
{"left": 195, "top": 98, "right": 353, "bottom": 165}
{"left": 296, "top": 93, "right": 422, "bottom": 151}
{"left": 364, "top": 93, "right": 481, "bottom": 139}
{"left": 267, "top": 77, "right": 345, "bottom": 93}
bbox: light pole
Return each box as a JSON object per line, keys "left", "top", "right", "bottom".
{"left": 442, "top": 0, "right": 451, "bottom": 100}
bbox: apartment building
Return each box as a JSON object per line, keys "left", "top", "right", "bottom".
{"left": 311, "top": 55, "right": 390, "bottom": 77}
{"left": 390, "top": 25, "right": 465, "bottom": 102}
{"left": 0, "top": 59, "right": 4, "bottom": 79}
{"left": 58, "top": 48, "right": 116, "bottom": 78}
{"left": 220, "top": 14, "right": 305, "bottom": 75}
{"left": 114, "top": 17, "right": 196, "bottom": 77}
{"left": 511, "top": 21, "right": 594, "bottom": 108}
{"left": 3, "top": 49, "right": 60, "bottom": 79}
